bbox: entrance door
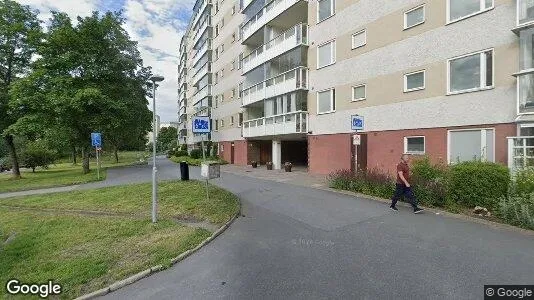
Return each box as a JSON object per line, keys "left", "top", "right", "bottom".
{"left": 231, "top": 143, "right": 235, "bottom": 164}
{"left": 351, "top": 134, "right": 368, "bottom": 173}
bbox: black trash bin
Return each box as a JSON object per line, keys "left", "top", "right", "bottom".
{"left": 180, "top": 161, "right": 189, "bottom": 181}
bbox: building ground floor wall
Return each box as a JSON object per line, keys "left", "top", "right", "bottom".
{"left": 307, "top": 123, "right": 517, "bottom": 175}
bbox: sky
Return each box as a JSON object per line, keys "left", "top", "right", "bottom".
{"left": 14, "top": 0, "right": 194, "bottom": 123}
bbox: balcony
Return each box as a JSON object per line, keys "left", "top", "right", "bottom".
{"left": 193, "top": 17, "right": 211, "bottom": 47}
{"left": 192, "top": 39, "right": 211, "bottom": 66}
{"left": 192, "top": 0, "right": 210, "bottom": 28}
{"left": 242, "top": 23, "right": 308, "bottom": 74}
{"left": 242, "top": 111, "right": 308, "bottom": 138}
{"left": 191, "top": 84, "right": 212, "bottom": 106}
{"left": 241, "top": 0, "right": 306, "bottom": 42}
{"left": 242, "top": 67, "right": 308, "bottom": 106}
{"left": 191, "top": 61, "right": 211, "bottom": 86}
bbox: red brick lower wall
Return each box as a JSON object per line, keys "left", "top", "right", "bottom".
{"left": 218, "top": 140, "right": 248, "bottom": 166}
{"left": 308, "top": 133, "right": 352, "bottom": 175}
{"left": 309, "top": 123, "right": 516, "bottom": 176}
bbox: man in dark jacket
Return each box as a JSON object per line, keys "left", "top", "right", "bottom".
{"left": 390, "top": 154, "right": 424, "bottom": 214}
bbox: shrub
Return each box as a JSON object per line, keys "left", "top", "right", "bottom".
{"left": 513, "top": 167, "right": 534, "bottom": 195}
{"left": 411, "top": 156, "right": 447, "bottom": 183}
{"left": 411, "top": 157, "right": 449, "bottom": 207}
{"left": 190, "top": 149, "right": 202, "bottom": 159}
{"left": 497, "top": 193, "right": 534, "bottom": 230}
{"left": 175, "top": 150, "right": 188, "bottom": 157}
{"left": 20, "top": 141, "right": 57, "bottom": 172}
{"left": 328, "top": 169, "right": 394, "bottom": 199}
{"left": 448, "top": 161, "right": 510, "bottom": 211}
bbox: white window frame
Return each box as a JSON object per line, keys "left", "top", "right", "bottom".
{"left": 317, "top": 39, "right": 336, "bottom": 69}
{"left": 317, "top": 88, "right": 336, "bottom": 115}
{"left": 351, "top": 29, "right": 366, "bottom": 50}
{"left": 317, "top": 0, "right": 335, "bottom": 24}
{"left": 446, "top": 0, "right": 494, "bottom": 24}
{"left": 447, "top": 128, "right": 496, "bottom": 164}
{"left": 517, "top": 0, "right": 534, "bottom": 27}
{"left": 404, "top": 69, "right": 426, "bottom": 92}
{"left": 447, "top": 48, "right": 494, "bottom": 95}
{"left": 352, "top": 84, "right": 366, "bottom": 102}
{"left": 404, "top": 136, "right": 426, "bottom": 155}
{"left": 404, "top": 4, "right": 425, "bottom": 29}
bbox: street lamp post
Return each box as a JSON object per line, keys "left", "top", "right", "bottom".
{"left": 150, "top": 75, "right": 165, "bottom": 223}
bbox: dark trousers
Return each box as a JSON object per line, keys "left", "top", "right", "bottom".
{"left": 391, "top": 183, "right": 418, "bottom": 209}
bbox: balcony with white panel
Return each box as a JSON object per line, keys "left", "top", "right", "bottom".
{"left": 193, "top": 16, "right": 211, "bottom": 47}
{"left": 241, "top": 0, "right": 308, "bottom": 42}
{"left": 242, "top": 111, "right": 308, "bottom": 138}
{"left": 242, "top": 23, "right": 308, "bottom": 74}
{"left": 242, "top": 67, "right": 308, "bottom": 107}
{"left": 191, "top": 0, "right": 210, "bottom": 28}
{"left": 191, "top": 84, "right": 212, "bottom": 106}
{"left": 191, "top": 61, "right": 211, "bottom": 87}
{"left": 192, "top": 39, "right": 211, "bottom": 66}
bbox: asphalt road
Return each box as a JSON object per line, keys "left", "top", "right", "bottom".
{"left": 96, "top": 157, "right": 534, "bottom": 300}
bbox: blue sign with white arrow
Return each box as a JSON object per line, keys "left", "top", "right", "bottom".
{"left": 91, "top": 132, "right": 102, "bottom": 147}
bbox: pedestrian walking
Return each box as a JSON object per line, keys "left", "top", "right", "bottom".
{"left": 390, "top": 154, "right": 424, "bottom": 214}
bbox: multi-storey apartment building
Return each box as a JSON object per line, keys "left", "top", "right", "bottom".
{"left": 178, "top": 0, "right": 534, "bottom": 175}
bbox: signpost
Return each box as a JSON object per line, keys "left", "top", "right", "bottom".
{"left": 91, "top": 133, "right": 102, "bottom": 180}
{"left": 351, "top": 115, "right": 364, "bottom": 174}
{"left": 351, "top": 115, "right": 364, "bottom": 131}
{"left": 192, "top": 116, "right": 214, "bottom": 201}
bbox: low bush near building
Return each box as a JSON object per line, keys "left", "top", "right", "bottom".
{"left": 497, "top": 194, "right": 534, "bottom": 230}
{"left": 190, "top": 149, "right": 202, "bottom": 159}
{"left": 512, "top": 167, "right": 534, "bottom": 196}
{"left": 448, "top": 161, "right": 510, "bottom": 211}
{"left": 411, "top": 157, "right": 449, "bottom": 207}
{"left": 328, "top": 168, "right": 394, "bottom": 199}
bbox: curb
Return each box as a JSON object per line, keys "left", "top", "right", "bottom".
{"left": 74, "top": 208, "right": 241, "bottom": 300}
{"left": 318, "top": 185, "right": 534, "bottom": 237}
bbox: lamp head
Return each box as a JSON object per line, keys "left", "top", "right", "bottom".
{"left": 150, "top": 75, "right": 165, "bottom": 83}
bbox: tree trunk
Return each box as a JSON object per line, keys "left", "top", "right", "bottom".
{"left": 114, "top": 146, "right": 119, "bottom": 163}
{"left": 32, "top": 167, "right": 35, "bottom": 173}
{"left": 72, "top": 146, "right": 77, "bottom": 165}
{"left": 4, "top": 135, "right": 20, "bottom": 179}
{"left": 81, "top": 147, "right": 90, "bottom": 174}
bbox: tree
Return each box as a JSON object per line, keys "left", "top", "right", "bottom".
{"left": 157, "top": 126, "right": 178, "bottom": 152}
{"left": 0, "top": 0, "right": 42, "bottom": 178}
{"left": 10, "top": 11, "right": 152, "bottom": 174}
{"left": 20, "top": 139, "right": 56, "bottom": 172}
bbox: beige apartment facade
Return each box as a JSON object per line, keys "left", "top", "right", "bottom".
{"left": 179, "top": 0, "right": 534, "bottom": 175}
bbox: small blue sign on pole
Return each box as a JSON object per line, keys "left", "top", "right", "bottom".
{"left": 91, "top": 132, "right": 102, "bottom": 147}
{"left": 192, "top": 117, "right": 211, "bottom": 133}
{"left": 351, "top": 115, "right": 364, "bottom": 131}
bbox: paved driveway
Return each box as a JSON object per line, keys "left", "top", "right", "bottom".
{"left": 98, "top": 158, "right": 534, "bottom": 300}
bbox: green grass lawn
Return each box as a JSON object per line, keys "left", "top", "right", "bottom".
{"left": 0, "top": 151, "right": 148, "bottom": 193}
{"left": 0, "top": 180, "right": 239, "bottom": 299}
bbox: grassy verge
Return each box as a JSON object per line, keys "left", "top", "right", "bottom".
{"left": 0, "top": 151, "right": 148, "bottom": 193}
{"left": 169, "top": 155, "right": 227, "bottom": 166}
{"left": 0, "top": 180, "right": 239, "bottom": 299}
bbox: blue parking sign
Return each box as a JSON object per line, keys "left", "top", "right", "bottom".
{"left": 351, "top": 115, "right": 364, "bottom": 131}
{"left": 91, "top": 132, "right": 102, "bottom": 147}
{"left": 192, "top": 117, "right": 211, "bottom": 133}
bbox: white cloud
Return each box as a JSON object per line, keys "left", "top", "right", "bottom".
{"left": 15, "top": 0, "right": 98, "bottom": 23}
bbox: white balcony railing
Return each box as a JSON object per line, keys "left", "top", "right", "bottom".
{"left": 241, "top": 0, "right": 305, "bottom": 41}
{"left": 242, "top": 111, "right": 308, "bottom": 138}
{"left": 192, "top": 0, "right": 210, "bottom": 28}
{"left": 242, "top": 67, "right": 308, "bottom": 106}
{"left": 191, "top": 62, "right": 211, "bottom": 86}
{"left": 193, "top": 17, "right": 211, "bottom": 47}
{"left": 191, "top": 84, "right": 212, "bottom": 106}
{"left": 192, "top": 39, "right": 211, "bottom": 66}
{"left": 242, "top": 23, "right": 308, "bottom": 74}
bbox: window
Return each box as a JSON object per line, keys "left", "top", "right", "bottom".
{"left": 221, "top": 119, "right": 225, "bottom": 127}
{"left": 404, "top": 70, "right": 426, "bottom": 92}
{"left": 447, "top": 0, "right": 493, "bottom": 23}
{"left": 221, "top": 18, "right": 224, "bottom": 28}
{"left": 351, "top": 29, "right": 366, "bottom": 49}
{"left": 230, "top": 116, "right": 234, "bottom": 125}
{"left": 220, "top": 68, "right": 224, "bottom": 78}
{"left": 404, "top": 136, "right": 425, "bottom": 154}
{"left": 404, "top": 5, "right": 425, "bottom": 29}
{"left": 220, "top": 44, "right": 224, "bottom": 53}
{"left": 215, "top": 48, "right": 219, "bottom": 60}
{"left": 214, "top": 72, "right": 219, "bottom": 84}
{"left": 232, "top": 5, "right": 236, "bottom": 15}
{"left": 317, "top": 0, "right": 335, "bottom": 23}
{"left": 230, "top": 60, "right": 235, "bottom": 70}
{"left": 448, "top": 49, "right": 493, "bottom": 94}
{"left": 352, "top": 84, "right": 366, "bottom": 101}
{"left": 238, "top": 82, "right": 243, "bottom": 98}
{"left": 448, "top": 129, "right": 495, "bottom": 163}
{"left": 215, "top": 24, "right": 219, "bottom": 37}
{"left": 221, "top": 93, "right": 225, "bottom": 102}
{"left": 231, "top": 88, "right": 236, "bottom": 98}
{"left": 215, "top": 119, "right": 219, "bottom": 131}
{"left": 317, "top": 40, "right": 336, "bottom": 69}
{"left": 220, "top": 144, "right": 224, "bottom": 152}
{"left": 232, "top": 33, "right": 236, "bottom": 42}
{"left": 238, "top": 113, "right": 243, "bottom": 127}
{"left": 317, "top": 88, "right": 335, "bottom": 114}
{"left": 238, "top": 53, "right": 243, "bottom": 69}
{"left": 215, "top": 0, "right": 219, "bottom": 13}
{"left": 518, "top": 0, "right": 534, "bottom": 26}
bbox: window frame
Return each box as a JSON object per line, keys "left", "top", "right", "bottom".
{"left": 317, "top": 39, "right": 336, "bottom": 69}
{"left": 517, "top": 0, "right": 534, "bottom": 27}
{"left": 404, "top": 69, "right": 426, "bottom": 92}
{"left": 404, "top": 136, "right": 426, "bottom": 155}
{"left": 351, "top": 29, "right": 367, "bottom": 50}
{"left": 352, "top": 84, "right": 366, "bottom": 102}
{"left": 404, "top": 4, "right": 425, "bottom": 30}
{"left": 446, "top": 0, "right": 494, "bottom": 24}
{"left": 447, "top": 48, "right": 494, "bottom": 95}
{"left": 317, "top": 0, "right": 335, "bottom": 24}
{"left": 317, "top": 88, "right": 336, "bottom": 115}
{"left": 447, "top": 128, "right": 496, "bottom": 164}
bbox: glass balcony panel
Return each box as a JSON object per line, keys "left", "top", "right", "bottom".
{"left": 519, "top": 0, "right": 534, "bottom": 26}
{"left": 519, "top": 73, "right": 534, "bottom": 114}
